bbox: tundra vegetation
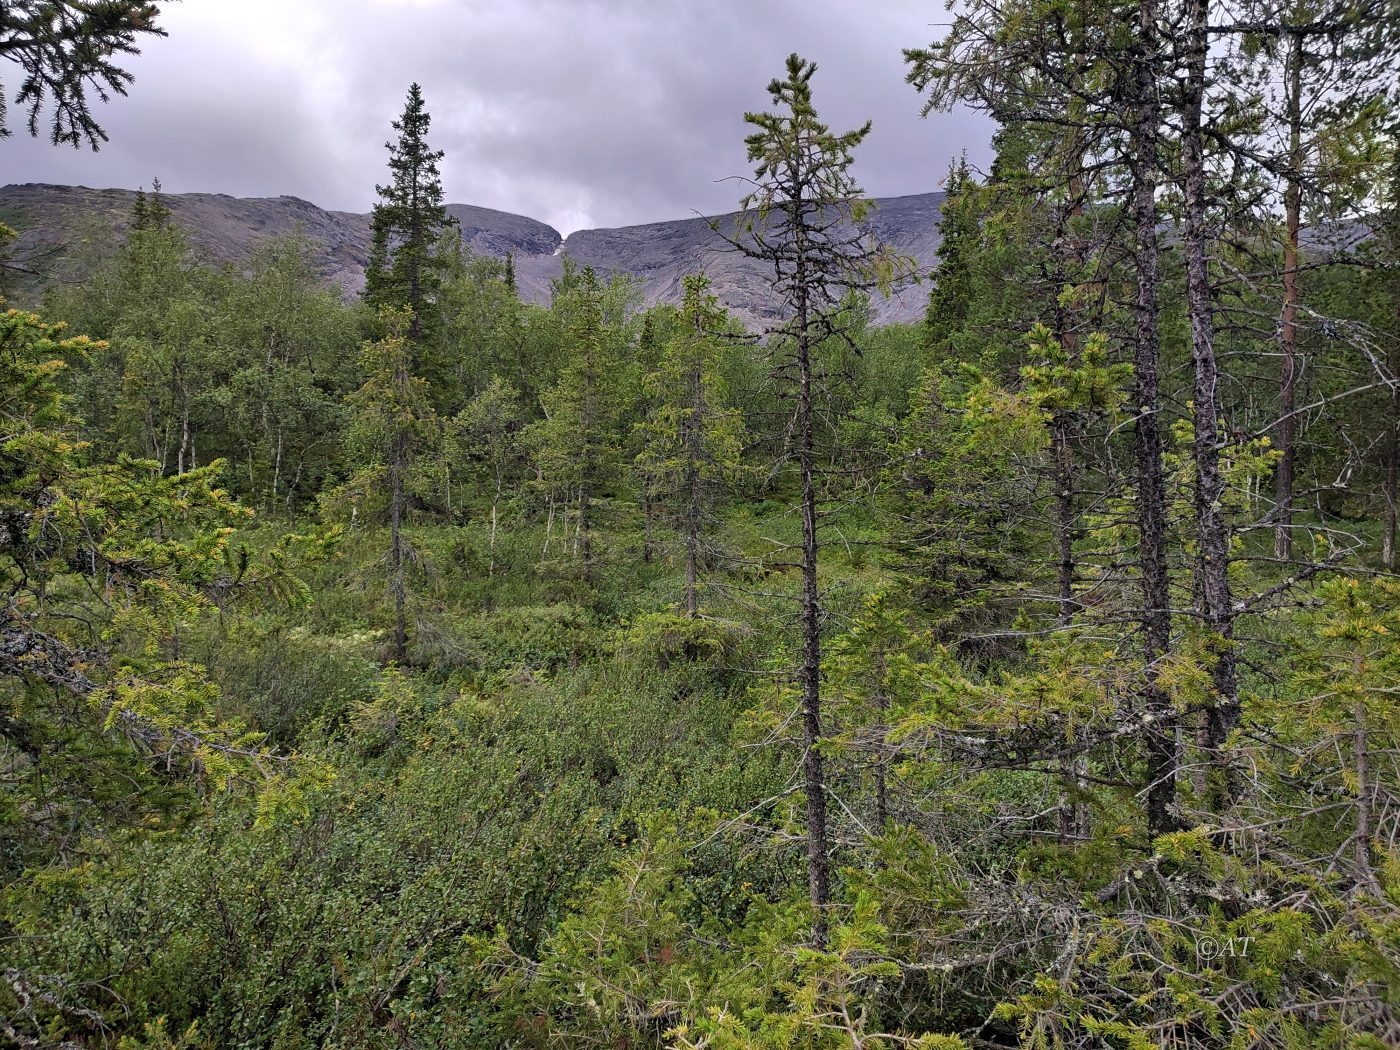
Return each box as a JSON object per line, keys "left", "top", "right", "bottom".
{"left": 2, "top": 2, "right": 1400, "bottom": 1046}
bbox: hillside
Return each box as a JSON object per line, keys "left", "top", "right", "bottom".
{"left": 0, "top": 182, "right": 940, "bottom": 324}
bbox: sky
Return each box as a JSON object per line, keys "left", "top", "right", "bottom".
{"left": 5, "top": 0, "right": 994, "bottom": 236}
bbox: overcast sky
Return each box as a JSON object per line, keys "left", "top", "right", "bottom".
{"left": 6, "top": 0, "right": 993, "bottom": 236}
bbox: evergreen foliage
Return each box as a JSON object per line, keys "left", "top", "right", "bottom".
{"left": 2, "top": 11, "right": 1399, "bottom": 1048}
{"left": 364, "top": 83, "right": 455, "bottom": 349}
{"left": 0, "top": 0, "right": 164, "bottom": 147}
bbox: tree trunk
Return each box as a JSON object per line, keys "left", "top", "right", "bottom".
{"left": 1349, "top": 651, "right": 1376, "bottom": 893}
{"left": 408, "top": 159, "right": 424, "bottom": 345}
{"left": 389, "top": 426, "right": 408, "bottom": 664}
{"left": 579, "top": 335, "right": 597, "bottom": 581}
{"left": 542, "top": 492, "right": 555, "bottom": 558}
{"left": 272, "top": 428, "right": 283, "bottom": 507}
{"left": 684, "top": 501, "right": 700, "bottom": 619}
{"left": 1385, "top": 281, "right": 1398, "bottom": 570}
{"left": 1051, "top": 140, "right": 1087, "bottom": 629}
{"left": 489, "top": 477, "right": 501, "bottom": 577}
{"left": 1052, "top": 409, "right": 1082, "bottom": 840}
{"left": 578, "top": 479, "right": 593, "bottom": 579}
{"left": 178, "top": 394, "right": 191, "bottom": 476}
{"left": 873, "top": 648, "right": 890, "bottom": 831}
{"left": 685, "top": 359, "right": 704, "bottom": 618}
{"left": 797, "top": 325, "right": 832, "bottom": 946}
{"left": 1353, "top": 690, "right": 1375, "bottom": 893}
{"left": 1129, "top": 0, "right": 1177, "bottom": 837}
{"left": 1275, "top": 30, "right": 1304, "bottom": 562}
{"left": 642, "top": 481, "right": 655, "bottom": 565}
{"left": 1385, "top": 394, "right": 1398, "bottom": 573}
{"left": 1053, "top": 413, "right": 1076, "bottom": 624}
{"left": 1053, "top": 147, "right": 1089, "bottom": 842}
{"left": 1182, "top": 0, "right": 1240, "bottom": 804}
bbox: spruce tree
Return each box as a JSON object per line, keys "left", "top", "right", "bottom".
{"left": 908, "top": 0, "right": 1180, "bottom": 833}
{"left": 1176, "top": 0, "right": 1241, "bottom": 797}
{"left": 728, "top": 53, "right": 904, "bottom": 945}
{"left": 129, "top": 177, "right": 171, "bottom": 232}
{"left": 922, "top": 156, "right": 979, "bottom": 360}
{"left": 1215, "top": 0, "right": 1400, "bottom": 561}
{"left": 345, "top": 308, "right": 437, "bottom": 663}
{"left": 364, "top": 83, "right": 454, "bottom": 348}
{"left": 0, "top": 1, "right": 165, "bottom": 148}
{"left": 0, "top": 303, "right": 294, "bottom": 836}
{"left": 527, "top": 267, "right": 627, "bottom": 580}
{"left": 359, "top": 83, "right": 454, "bottom": 612}
{"left": 634, "top": 273, "right": 746, "bottom": 617}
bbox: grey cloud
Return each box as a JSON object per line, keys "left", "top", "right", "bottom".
{"left": 4, "top": 0, "right": 993, "bottom": 235}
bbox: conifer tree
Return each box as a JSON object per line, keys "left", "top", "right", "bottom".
{"left": 1119, "top": 0, "right": 1180, "bottom": 836}
{"left": 1161, "top": 0, "right": 1391, "bottom": 792}
{"left": 922, "top": 156, "right": 979, "bottom": 360}
{"left": 364, "top": 83, "right": 454, "bottom": 347}
{"left": 0, "top": 304, "right": 296, "bottom": 848}
{"left": 528, "top": 267, "right": 626, "bottom": 579}
{"left": 728, "top": 54, "right": 903, "bottom": 945}
{"left": 633, "top": 309, "right": 665, "bottom": 565}
{"left": 345, "top": 308, "right": 436, "bottom": 662}
{"left": 0, "top": 1, "right": 164, "bottom": 148}
{"left": 1176, "top": 0, "right": 1242, "bottom": 794}
{"left": 635, "top": 273, "right": 746, "bottom": 617}
{"left": 1210, "top": 0, "right": 1400, "bottom": 560}
{"left": 129, "top": 177, "right": 171, "bottom": 232}
{"left": 908, "top": 0, "right": 1181, "bottom": 832}
{"left": 888, "top": 365, "right": 1044, "bottom": 636}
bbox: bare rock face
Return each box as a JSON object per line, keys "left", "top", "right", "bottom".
{"left": 446, "top": 203, "right": 563, "bottom": 259}
{"left": 533, "top": 192, "right": 943, "bottom": 328}
{"left": 2, "top": 183, "right": 374, "bottom": 295}
{"left": 1, "top": 182, "right": 941, "bottom": 326}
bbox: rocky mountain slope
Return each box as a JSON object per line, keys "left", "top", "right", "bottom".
{"left": 1, "top": 182, "right": 940, "bottom": 325}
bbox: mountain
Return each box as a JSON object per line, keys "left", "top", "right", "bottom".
{"left": 0, "top": 184, "right": 563, "bottom": 299}
{"left": 528, "top": 190, "right": 942, "bottom": 327}
{"left": 0, "top": 182, "right": 941, "bottom": 325}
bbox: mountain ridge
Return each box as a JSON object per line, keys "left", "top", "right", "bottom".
{"left": 0, "top": 182, "right": 941, "bottom": 326}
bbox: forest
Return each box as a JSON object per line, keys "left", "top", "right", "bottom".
{"left": 2, "top": 1, "right": 1400, "bottom": 1047}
